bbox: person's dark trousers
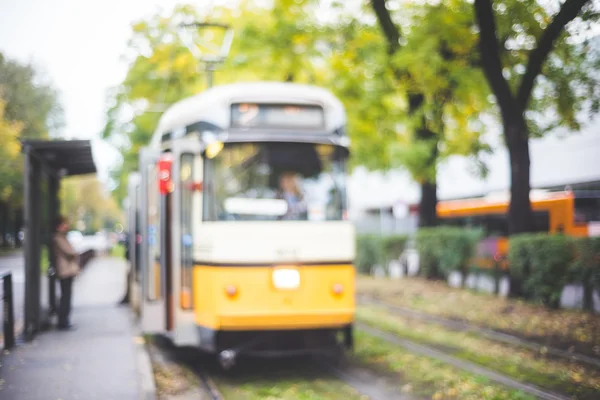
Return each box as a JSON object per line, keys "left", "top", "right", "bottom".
{"left": 58, "top": 277, "right": 73, "bottom": 327}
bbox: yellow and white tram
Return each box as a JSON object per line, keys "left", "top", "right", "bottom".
{"left": 127, "top": 81, "right": 355, "bottom": 367}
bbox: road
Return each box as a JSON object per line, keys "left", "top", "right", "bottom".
{"left": 0, "top": 252, "right": 25, "bottom": 344}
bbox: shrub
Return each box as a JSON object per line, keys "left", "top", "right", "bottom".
{"left": 416, "top": 227, "right": 482, "bottom": 282}
{"left": 355, "top": 234, "right": 409, "bottom": 275}
{"left": 509, "top": 233, "right": 574, "bottom": 309}
{"left": 571, "top": 237, "right": 600, "bottom": 311}
{"left": 507, "top": 234, "right": 538, "bottom": 281}
{"left": 355, "top": 235, "right": 383, "bottom": 274}
{"left": 380, "top": 235, "right": 409, "bottom": 267}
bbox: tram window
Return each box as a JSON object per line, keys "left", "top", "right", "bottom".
{"left": 180, "top": 154, "right": 194, "bottom": 310}
{"left": 203, "top": 142, "right": 348, "bottom": 222}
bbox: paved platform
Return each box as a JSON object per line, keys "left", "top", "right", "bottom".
{"left": 0, "top": 256, "right": 155, "bottom": 400}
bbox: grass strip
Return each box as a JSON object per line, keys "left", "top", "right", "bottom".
{"left": 357, "top": 305, "right": 600, "bottom": 399}
{"left": 356, "top": 275, "right": 600, "bottom": 356}
{"left": 212, "top": 368, "right": 367, "bottom": 400}
{"left": 352, "top": 329, "right": 540, "bottom": 400}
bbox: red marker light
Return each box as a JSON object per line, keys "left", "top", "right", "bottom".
{"left": 225, "top": 285, "right": 238, "bottom": 297}
{"left": 185, "top": 181, "right": 203, "bottom": 192}
{"left": 332, "top": 283, "right": 344, "bottom": 295}
{"left": 157, "top": 154, "right": 173, "bottom": 195}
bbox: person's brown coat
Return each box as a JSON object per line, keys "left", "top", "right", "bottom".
{"left": 53, "top": 233, "right": 80, "bottom": 278}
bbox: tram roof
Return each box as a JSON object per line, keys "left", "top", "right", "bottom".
{"left": 150, "top": 81, "right": 346, "bottom": 147}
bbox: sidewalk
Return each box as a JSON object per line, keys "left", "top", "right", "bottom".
{"left": 0, "top": 256, "right": 156, "bottom": 400}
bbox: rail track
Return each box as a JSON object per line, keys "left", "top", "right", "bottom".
{"left": 357, "top": 322, "right": 570, "bottom": 400}
{"left": 147, "top": 336, "right": 224, "bottom": 400}
{"left": 149, "top": 335, "right": 410, "bottom": 399}
{"left": 359, "top": 295, "right": 600, "bottom": 369}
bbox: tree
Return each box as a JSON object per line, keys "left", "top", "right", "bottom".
{"left": 0, "top": 53, "right": 63, "bottom": 140}
{"left": 0, "top": 52, "right": 63, "bottom": 247}
{"left": 0, "top": 96, "right": 23, "bottom": 247}
{"left": 366, "top": 0, "right": 491, "bottom": 226}
{"left": 473, "top": 0, "right": 599, "bottom": 234}
{"left": 60, "top": 177, "right": 121, "bottom": 234}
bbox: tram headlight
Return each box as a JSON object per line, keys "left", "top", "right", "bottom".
{"left": 205, "top": 141, "right": 224, "bottom": 159}
{"left": 272, "top": 268, "right": 300, "bottom": 290}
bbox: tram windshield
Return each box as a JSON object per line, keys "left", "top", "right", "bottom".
{"left": 203, "top": 142, "right": 347, "bottom": 221}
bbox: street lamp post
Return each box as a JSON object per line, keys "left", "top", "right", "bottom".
{"left": 143, "top": 22, "right": 233, "bottom": 113}
{"left": 177, "top": 22, "right": 234, "bottom": 89}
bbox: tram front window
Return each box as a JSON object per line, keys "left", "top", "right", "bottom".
{"left": 203, "top": 142, "right": 347, "bottom": 221}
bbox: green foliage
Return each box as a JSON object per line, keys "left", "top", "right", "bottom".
{"left": 355, "top": 235, "right": 383, "bottom": 274}
{"left": 60, "top": 177, "right": 121, "bottom": 234}
{"left": 381, "top": 234, "right": 409, "bottom": 265}
{"left": 104, "top": 1, "right": 495, "bottom": 205}
{"left": 416, "top": 227, "right": 483, "bottom": 280}
{"left": 0, "top": 52, "right": 63, "bottom": 139}
{"left": 0, "top": 52, "right": 63, "bottom": 212}
{"left": 509, "top": 233, "right": 574, "bottom": 309}
{"left": 481, "top": 0, "right": 600, "bottom": 137}
{"left": 571, "top": 237, "right": 600, "bottom": 310}
{"left": 507, "top": 233, "right": 539, "bottom": 280}
{"left": 355, "top": 234, "right": 409, "bottom": 274}
{"left": 331, "top": 0, "right": 492, "bottom": 181}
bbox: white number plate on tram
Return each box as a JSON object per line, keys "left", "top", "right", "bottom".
{"left": 272, "top": 268, "right": 300, "bottom": 290}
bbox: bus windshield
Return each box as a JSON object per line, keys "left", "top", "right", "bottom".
{"left": 203, "top": 142, "right": 347, "bottom": 222}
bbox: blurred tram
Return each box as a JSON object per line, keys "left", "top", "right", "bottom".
{"left": 126, "top": 82, "right": 355, "bottom": 368}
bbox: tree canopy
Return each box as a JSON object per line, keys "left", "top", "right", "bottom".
{"left": 103, "top": 0, "right": 598, "bottom": 233}
{"left": 103, "top": 0, "right": 493, "bottom": 210}
{"left": 473, "top": 0, "right": 599, "bottom": 235}
{"left": 0, "top": 53, "right": 63, "bottom": 207}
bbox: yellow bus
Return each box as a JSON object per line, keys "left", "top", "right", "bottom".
{"left": 436, "top": 190, "right": 600, "bottom": 269}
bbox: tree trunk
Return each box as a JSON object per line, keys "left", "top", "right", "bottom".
{"left": 506, "top": 123, "right": 533, "bottom": 235}
{"left": 583, "top": 279, "right": 594, "bottom": 311}
{"left": 419, "top": 181, "right": 437, "bottom": 227}
{"left": 505, "top": 119, "right": 534, "bottom": 298}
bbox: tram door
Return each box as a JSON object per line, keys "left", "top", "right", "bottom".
{"left": 139, "top": 147, "right": 166, "bottom": 333}
{"left": 170, "top": 138, "right": 203, "bottom": 345}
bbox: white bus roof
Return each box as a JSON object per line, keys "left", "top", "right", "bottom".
{"left": 150, "top": 81, "right": 346, "bottom": 147}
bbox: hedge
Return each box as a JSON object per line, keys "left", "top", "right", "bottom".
{"left": 508, "top": 233, "right": 574, "bottom": 309}
{"left": 415, "top": 227, "right": 483, "bottom": 282}
{"left": 571, "top": 237, "right": 600, "bottom": 311}
{"left": 355, "top": 234, "right": 408, "bottom": 274}
{"left": 357, "top": 229, "right": 600, "bottom": 312}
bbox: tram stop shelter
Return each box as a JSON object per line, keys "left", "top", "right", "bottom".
{"left": 20, "top": 139, "right": 97, "bottom": 340}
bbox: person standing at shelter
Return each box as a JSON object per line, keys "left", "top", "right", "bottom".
{"left": 53, "top": 216, "right": 80, "bottom": 330}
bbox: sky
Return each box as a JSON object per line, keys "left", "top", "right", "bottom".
{"left": 0, "top": 0, "right": 217, "bottom": 184}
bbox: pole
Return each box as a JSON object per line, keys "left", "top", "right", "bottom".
{"left": 3, "top": 273, "right": 15, "bottom": 349}
{"left": 206, "top": 63, "right": 215, "bottom": 89}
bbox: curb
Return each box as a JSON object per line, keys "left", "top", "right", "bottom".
{"left": 130, "top": 310, "right": 157, "bottom": 400}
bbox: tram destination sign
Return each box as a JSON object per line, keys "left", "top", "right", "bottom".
{"left": 230, "top": 103, "right": 325, "bottom": 130}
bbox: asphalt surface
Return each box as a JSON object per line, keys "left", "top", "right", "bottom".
{"left": 0, "top": 236, "right": 111, "bottom": 343}
{"left": 0, "top": 252, "right": 25, "bottom": 342}
{"left": 0, "top": 256, "right": 148, "bottom": 400}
